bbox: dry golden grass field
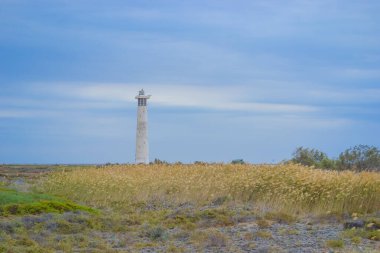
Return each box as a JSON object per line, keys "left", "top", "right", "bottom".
{"left": 41, "top": 164, "right": 380, "bottom": 215}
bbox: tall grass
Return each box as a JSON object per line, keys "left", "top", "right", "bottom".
{"left": 40, "top": 164, "right": 380, "bottom": 214}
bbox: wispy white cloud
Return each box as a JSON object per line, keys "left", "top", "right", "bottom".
{"left": 37, "top": 81, "right": 380, "bottom": 106}
{"left": 38, "top": 82, "right": 318, "bottom": 113}
{"left": 2, "top": 82, "right": 377, "bottom": 129}
{"left": 233, "top": 114, "right": 353, "bottom": 129}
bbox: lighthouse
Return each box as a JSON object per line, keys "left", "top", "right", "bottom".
{"left": 135, "top": 89, "right": 151, "bottom": 164}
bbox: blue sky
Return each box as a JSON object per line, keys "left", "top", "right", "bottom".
{"left": 1, "top": 0, "right": 379, "bottom": 164}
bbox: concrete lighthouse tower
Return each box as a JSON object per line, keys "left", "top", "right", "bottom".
{"left": 135, "top": 89, "right": 151, "bottom": 164}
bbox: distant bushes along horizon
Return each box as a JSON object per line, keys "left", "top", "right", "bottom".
{"left": 290, "top": 145, "right": 380, "bottom": 172}
{"left": 103, "top": 144, "right": 380, "bottom": 172}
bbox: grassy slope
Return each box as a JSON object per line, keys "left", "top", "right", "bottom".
{"left": 0, "top": 187, "right": 96, "bottom": 216}
{"left": 0, "top": 187, "right": 57, "bottom": 205}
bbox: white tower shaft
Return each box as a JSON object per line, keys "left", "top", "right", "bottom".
{"left": 135, "top": 90, "right": 151, "bottom": 164}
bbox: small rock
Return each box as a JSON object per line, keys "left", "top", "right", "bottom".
{"left": 344, "top": 220, "right": 365, "bottom": 229}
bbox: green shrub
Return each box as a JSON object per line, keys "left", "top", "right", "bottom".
{"left": 255, "top": 231, "right": 272, "bottom": 239}
{"left": 291, "top": 147, "right": 336, "bottom": 169}
{"left": 342, "top": 228, "right": 380, "bottom": 241}
{"left": 231, "top": 159, "right": 245, "bottom": 164}
{"left": 291, "top": 145, "right": 380, "bottom": 171}
{"left": 326, "top": 239, "right": 344, "bottom": 248}
{"left": 338, "top": 145, "right": 380, "bottom": 171}
{"left": 143, "top": 225, "right": 168, "bottom": 241}
{"left": 256, "top": 219, "right": 271, "bottom": 228}
{"left": 264, "top": 212, "right": 296, "bottom": 224}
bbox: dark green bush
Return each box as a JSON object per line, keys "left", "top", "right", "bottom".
{"left": 290, "top": 145, "right": 380, "bottom": 171}
{"left": 231, "top": 159, "right": 245, "bottom": 165}
{"left": 291, "top": 147, "right": 336, "bottom": 169}
{"left": 338, "top": 145, "right": 380, "bottom": 171}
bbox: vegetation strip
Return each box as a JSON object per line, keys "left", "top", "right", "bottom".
{"left": 0, "top": 187, "right": 96, "bottom": 216}
{"left": 41, "top": 164, "right": 380, "bottom": 214}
